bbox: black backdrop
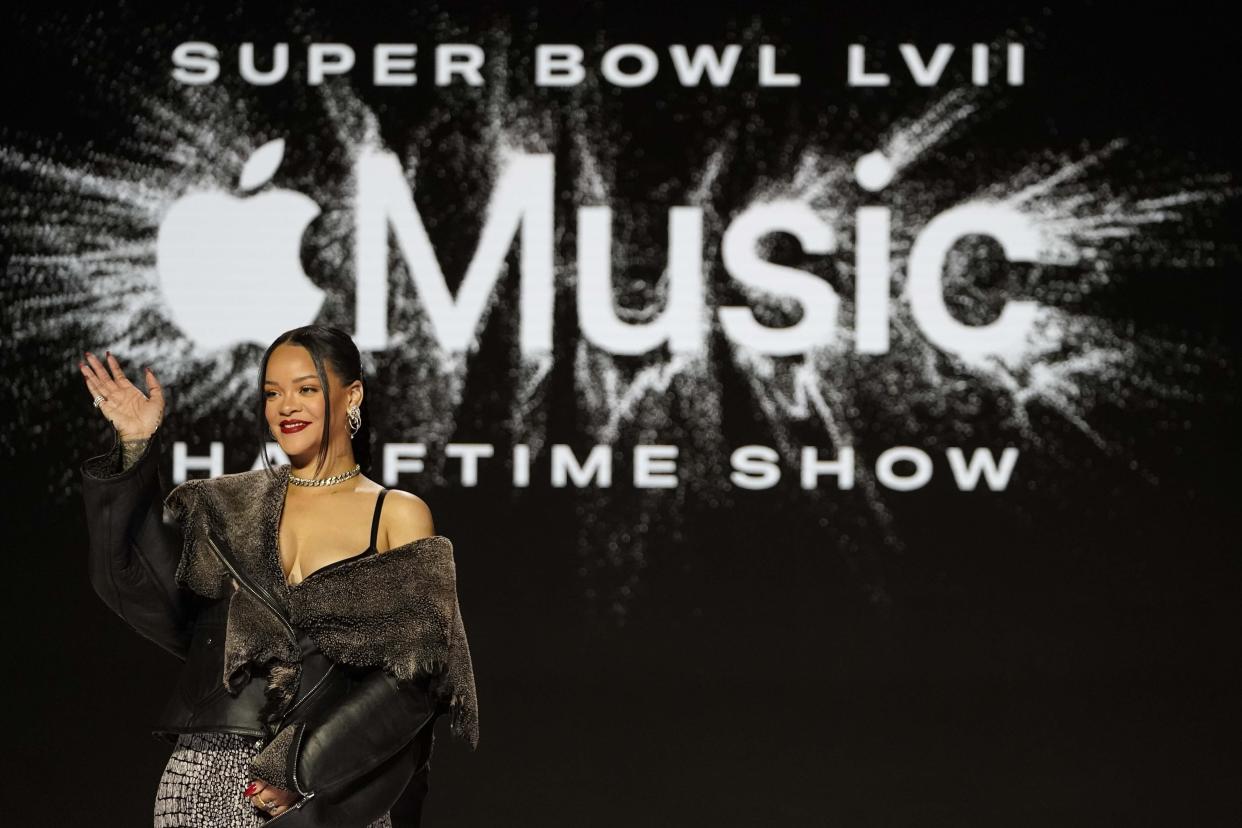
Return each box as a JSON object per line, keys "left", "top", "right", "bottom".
{"left": 2, "top": 2, "right": 1238, "bottom": 825}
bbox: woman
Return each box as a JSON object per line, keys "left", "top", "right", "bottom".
{"left": 79, "top": 325, "right": 479, "bottom": 826}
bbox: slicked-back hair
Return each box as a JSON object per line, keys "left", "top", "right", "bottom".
{"left": 257, "top": 325, "right": 372, "bottom": 479}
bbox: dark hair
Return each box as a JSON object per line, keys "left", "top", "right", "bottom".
{"left": 257, "top": 325, "right": 373, "bottom": 478}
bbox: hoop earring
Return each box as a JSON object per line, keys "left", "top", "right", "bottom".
{"left": 347, "top": 404, "right": 361, "bottom": 437}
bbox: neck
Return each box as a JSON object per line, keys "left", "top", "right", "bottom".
{"left": 288, "top": 451, "right": 359, "bottom": 484}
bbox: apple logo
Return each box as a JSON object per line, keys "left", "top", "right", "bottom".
{"left": 156, "top": 139, "right": 324, "bottom": 349}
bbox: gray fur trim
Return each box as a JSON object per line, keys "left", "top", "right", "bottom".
{"left": 246, "top": 721, "right": 300, "bottom": 791}
{"left": 287, "top": 533, "right": 480, "bottom": 749}
{"left": 162, "top": 464, "right": 479, "bottom": 748}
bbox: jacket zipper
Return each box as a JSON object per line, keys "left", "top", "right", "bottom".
{"left": 279, "top": 663, "right": 336, "bottom": 726}
{"left": 203, "top": 537, "right": 322, "bottom": 815}
{"left": 262, "top": 787, "right": 315, "bottom": 823}
{"left": 205, "top": 534, "right": 296, "bottom": 639}
{"left": 290, "top": 723, "right": 315, "bottom": 799}
{"left": 261, "top": 725, "right": 316, "bottom": 822}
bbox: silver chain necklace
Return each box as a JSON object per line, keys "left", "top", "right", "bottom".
{"left": 288, "top": 463, "right": 362, "bottom": 487}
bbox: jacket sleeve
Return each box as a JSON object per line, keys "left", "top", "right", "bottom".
{"left": 80, "top": 428, "right": 195, "bottom": 660}
{"left": 248, "top": 668, "right": 441, "bottom": 797}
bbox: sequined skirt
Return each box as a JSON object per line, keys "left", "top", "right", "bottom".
{"left": 154, "top": 731, "right": 392, "bottom": 827}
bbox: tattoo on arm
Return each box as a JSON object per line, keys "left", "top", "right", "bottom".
{"left": 120, "top": 437, "right": 150, "bottom": 471}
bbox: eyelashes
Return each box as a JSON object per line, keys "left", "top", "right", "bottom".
{"left": 264, "top": 386, "right": 320, "bottom": 399}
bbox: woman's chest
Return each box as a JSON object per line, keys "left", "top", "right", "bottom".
{"left": 278, "top": 491, "right": 384, "bottom": 585}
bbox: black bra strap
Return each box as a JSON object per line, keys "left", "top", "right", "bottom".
{"left": 369, "top": 489, "right": 389, "bottom": 550}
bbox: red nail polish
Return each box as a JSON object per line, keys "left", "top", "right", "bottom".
{"left": 244, "top": 782, "right": 258, "bottom": 796}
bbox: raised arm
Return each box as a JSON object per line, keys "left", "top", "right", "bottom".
{"left": 78, "top": 351, "right": 193, "bottom": 659}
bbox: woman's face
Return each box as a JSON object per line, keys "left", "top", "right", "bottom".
{"left": 263, "top": 343, "right": 361, "bottom": 462}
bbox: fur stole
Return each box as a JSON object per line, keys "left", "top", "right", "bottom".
{"left": 163, "top": 464, "right": 478, "bottom": 750}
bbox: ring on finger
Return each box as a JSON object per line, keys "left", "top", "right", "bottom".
{"left": 92, "top": 395, "right": 107, "bottom": 407}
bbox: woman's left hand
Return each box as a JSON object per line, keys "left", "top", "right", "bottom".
{"left": 244, "top": 777, "right": 299, "bottom": 817}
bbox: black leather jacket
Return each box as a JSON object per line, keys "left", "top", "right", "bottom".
{"left": 81, "top": 432, "right": 441, "bottom": 826}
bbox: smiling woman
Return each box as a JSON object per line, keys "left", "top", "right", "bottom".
{"left": 259, "top": 326, "right": 371, "bottom": 484}
{"left": 78, "top": 324, "right": 478, "bottom": 827}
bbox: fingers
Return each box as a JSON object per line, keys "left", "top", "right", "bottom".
{"left": 79, "top": 351, "right": 165, "bottom": 433}
{"left": 80, "top": 350, "right": 162, "bottom": 400}
{"left": 249, "top": 796, "right": 282, "bottom": 813}
{"left": 82, "top": 351, "right": 120, "bottom": 395}
{"left": 245, "top": 778, "right": 268, "bottom": 810}
{"left": 79, "top": 361, "right": 103, "bottom": 399}
{"left": 105, "top": 351, "right": 135, "bottom": 389}
{"left": 146, "top": 365, "right": 164, "bottom": 403}
{"left": 79, "top": 361, "right": 114, "bottom": 418}
{"left": 246, "top": 779, "right": 296, "bottom": 815}
{"left": 82, "top": 350, "right": 138, "bottom": 391}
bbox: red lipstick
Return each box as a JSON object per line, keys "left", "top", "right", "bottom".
{"left": 280, "top": 419, "right": 310, "bottom": 434}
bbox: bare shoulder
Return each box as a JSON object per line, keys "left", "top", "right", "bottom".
{"left": 379, "top": 489, "right": 436, "bottom": 551}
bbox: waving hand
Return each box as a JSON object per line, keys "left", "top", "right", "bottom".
{"left": 78, "top": 350, "right": 165, "bottom": 440}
